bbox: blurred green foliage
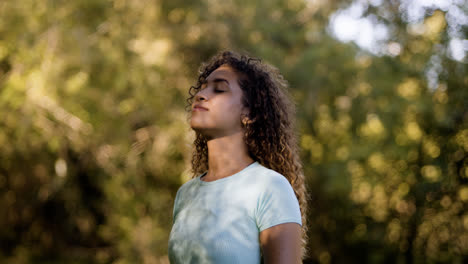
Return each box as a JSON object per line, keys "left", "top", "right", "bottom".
{"left": 0, "top": 0, "right": 466, "bottom": 263}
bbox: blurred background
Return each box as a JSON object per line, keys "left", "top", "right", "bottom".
{"left": 0, "top": 0, "right": 467, "bottom": 263}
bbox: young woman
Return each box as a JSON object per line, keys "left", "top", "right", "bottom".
{"left": 168, "top": 51, "right": 309, "bottom": 263}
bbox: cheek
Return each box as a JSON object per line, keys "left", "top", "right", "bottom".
{"left": 210, "top": 103, "right": 241, "bottom": 125}
{"left": 226, "top": 100, "right": 244, "bottom": 116}
{"left": 211, "top": 95, "right": 244, "bottom": 121}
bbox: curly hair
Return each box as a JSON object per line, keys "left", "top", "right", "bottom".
{"left": 184, "top": 50, "right": 310, "bottom": 260}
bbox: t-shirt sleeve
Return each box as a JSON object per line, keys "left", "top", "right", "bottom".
{"left": 255, "top": 175, "right": 302, "bottom": 232}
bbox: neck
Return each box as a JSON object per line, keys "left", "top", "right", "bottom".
{"left": 204, "top": 130, "right": 254, "bottom": 181}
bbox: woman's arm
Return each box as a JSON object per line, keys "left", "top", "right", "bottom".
{"left": 259, "top": 222, "right": 302, "bottom": 264}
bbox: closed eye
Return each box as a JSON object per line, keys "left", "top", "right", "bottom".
{"left": 214, "top": 90, "right": 224, "bottom": 93}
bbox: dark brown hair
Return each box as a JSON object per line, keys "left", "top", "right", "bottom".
{"left": 185, "top": 50, "right": 310, "bottom": 260}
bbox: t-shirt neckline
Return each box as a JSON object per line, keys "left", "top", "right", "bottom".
{"left": 196, "top": 161, "right": 259, "bottom": 186}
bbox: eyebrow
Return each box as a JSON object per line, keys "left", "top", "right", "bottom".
{"left": 201, "top": 78, "right": 230, "bottom": 87}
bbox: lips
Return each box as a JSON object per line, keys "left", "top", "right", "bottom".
{"left": 193, "top": 105, "right": 208, "bottom": 111}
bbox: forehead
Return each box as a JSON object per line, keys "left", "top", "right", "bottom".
{"left": 206, "top": 65, "right": 238, "bottom": 81}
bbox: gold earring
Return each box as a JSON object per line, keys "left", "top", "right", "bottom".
{"left": 242, "top": 117, "right": 252, "bottom": 126}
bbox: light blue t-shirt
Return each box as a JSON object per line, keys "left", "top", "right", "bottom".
{"left": 168, "top": 161, "right": 302, "bottom": 264}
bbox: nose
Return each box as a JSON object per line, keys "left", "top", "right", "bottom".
{"left": 194, "top": 89, "right": 208, "bottom": 102}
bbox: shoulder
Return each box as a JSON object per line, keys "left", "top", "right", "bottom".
{"left": 251, "top": 164, "right": 292, "bottom": 189}
{"left": 175, "top": 175, "right": 200, "bottom": 199}
{"left": 239, "top": 164, "right": 295, "bottom": 204}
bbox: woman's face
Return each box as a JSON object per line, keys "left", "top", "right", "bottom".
{"left": 190, "top": 64, "right": 248, "bottom": 139}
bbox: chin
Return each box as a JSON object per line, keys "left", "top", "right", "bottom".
{"left": 190, "top": 123, "right": 208, "bottom": 132}
{"left": 191, "top": 125, "right": 216, "bottom": 139}
{"left": 190, "top": 118, "right": 211, "bottom": 129}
